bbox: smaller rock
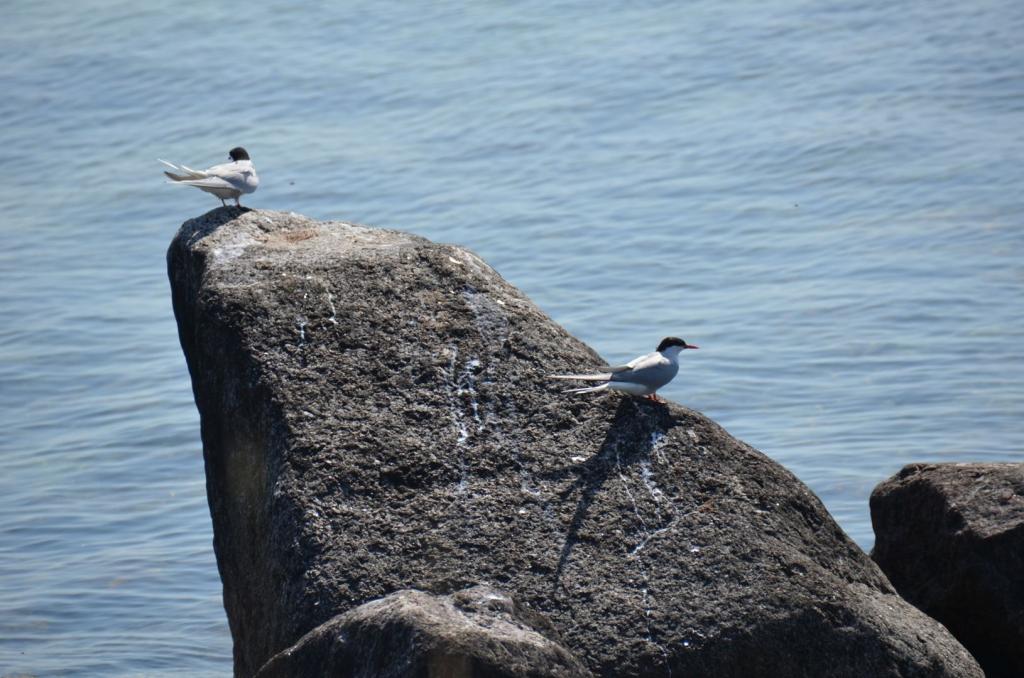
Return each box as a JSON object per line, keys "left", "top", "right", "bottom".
{"left": 871, "top": 462, "right": 1024, "bottom": 678}
{"left": 253, "top": 586, "right": 592, "bottom": 678}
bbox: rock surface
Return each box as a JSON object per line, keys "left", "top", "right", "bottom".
{"left": 254, "top": 586, "right": 591, "bottom": 678}
{"left": 169, "top": 207, "right": 982, "bottom": 677}
{"left": 872, "top": 462, "right": 1024, "bottom": 678}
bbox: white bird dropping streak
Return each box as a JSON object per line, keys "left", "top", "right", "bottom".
{"left": 547, "top": 336, "right": 699, "bottom": 403}
{"left": 159, "top": 147, "right": 260, "bottom": 207}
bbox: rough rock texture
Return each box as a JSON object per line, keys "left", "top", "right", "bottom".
{"left": 169, "top": 208, "right": 982, "bottom": 678}
{"left": 254, "top": 586, "right": 591, "bottom": 678}
{"left": 872, "top": 462, "right": 1024, "bottom": 677}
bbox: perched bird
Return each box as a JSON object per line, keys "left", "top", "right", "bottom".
{"left": 160, "top": 147, "right": 259, "bottom": 207}
{"left": 548, "top": 337, "right": 699, "bottom": 402}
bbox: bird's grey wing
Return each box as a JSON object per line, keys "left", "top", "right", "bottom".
{"left": 176, "top": 176, "right": 237, "bottom": 190}
{"left": 185, "top": 163, "right": 249, "bottom": 188}
{"left": 610, "top": 353, "right": 676, "bottom": 390}
{"left": 592, "top": 351, "right": 658, "bottom": 375}
{"left": 624, "top": 351, "right": 662, "bottom": 370}
{"left": 206, "top": 162, "right": 258, "bottom": 191}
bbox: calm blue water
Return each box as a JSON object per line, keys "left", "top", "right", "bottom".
{"left": 2, "top": 1, "right": 1022, "bottom": 674}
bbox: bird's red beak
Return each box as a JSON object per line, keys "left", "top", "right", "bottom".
{"left": 687, "top": 344, "right": 699, "bottom": 349}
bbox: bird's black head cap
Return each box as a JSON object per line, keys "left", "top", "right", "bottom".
{"left": 657, "top": 336, "right": 695, "bottom": 352}
{"left": 229, "top": 147, "right": 250, "bottom": 161}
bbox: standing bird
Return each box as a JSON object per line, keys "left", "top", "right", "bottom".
{"left": 159, "top": 147, "right": 259, "bottom": 207}
{"left": 548, "top": 337, "right": 698, "bottom": 402}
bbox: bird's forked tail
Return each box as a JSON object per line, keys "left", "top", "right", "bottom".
{"left": 158, "top": 159, "right": 207, "bottom": 182}
{"left": 561, "top": 383, "right": 610, "bottom": 395}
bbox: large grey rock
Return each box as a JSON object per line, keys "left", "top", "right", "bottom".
{"left": 169, "top": 207, "right": 982, "bottom": 677}
{"left": 872, "top": 462, "right": 1024, "bottom": 677}
{"left": 254, "top": 586, "right": 591, "bottom": 678}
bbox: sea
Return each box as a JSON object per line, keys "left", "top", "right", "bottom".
{"left": 1, "top": 1, "right": 1021, "bottom": 674}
